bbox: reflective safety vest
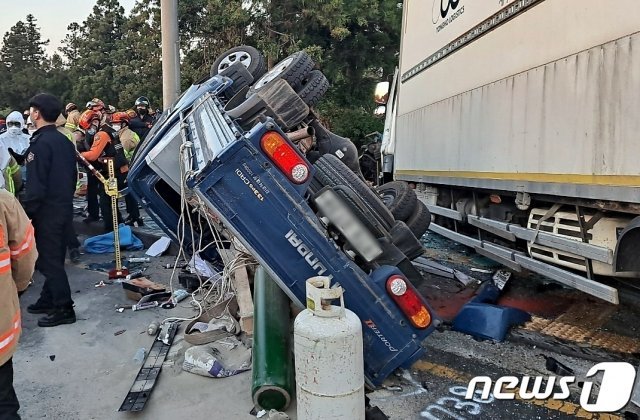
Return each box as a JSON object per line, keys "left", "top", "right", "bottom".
{"left": 3, "top": 160, "right": 21, "bottom": 195}
{"left": 0, "top": 189, "right": 37, "bottom": 366}
{"left": 120, "top": 128, "right": 140, "bottom": 161}
{"left": 65, "top": 109, "right": 81, "bottom": 131}
{"left": 57, "top": 126, "right": 74, "bottom": 143}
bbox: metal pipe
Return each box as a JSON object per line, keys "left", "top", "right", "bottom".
{"left": 286, "top": 126, "right": 315, "bottom": 142}
{"left": 251, "top": 266, "right": 293, "bottom": 411}
{"left": 160, "top": 0, "right": 180, "bottom": 108}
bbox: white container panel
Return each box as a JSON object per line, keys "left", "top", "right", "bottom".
{"left": 399, "top": 0, "right": 640, "bottom": 116}
{"left": 395, "top": 33, "right": 640, "bottom": 182}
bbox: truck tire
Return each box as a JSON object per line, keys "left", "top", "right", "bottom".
{"left": 296, "top": 70, "right": 329, "bottom": 107}
{"left": 247, "top": 51, "right": 314, "bottom": 97}
{"left": 406, "top": 200, "right": 431, "bottom": 239}
{"left": 219, "top": 62, "right": 254, "bottom": 99}
{"left": 377, "top": 181, "right": 418, "bottom": 222}
{"left": 314, "top": 154, "right": 395, "bottom": 237}
{"left": 211, "top": 45, "right": 267, "bottom": 80}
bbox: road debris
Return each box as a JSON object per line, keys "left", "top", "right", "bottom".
{"left": 492, "top": 269, "right": 512, "bottom": 290}
{"left": 120, "top": 323, "right": 178, "bottom": 412}
{"left": 452, "top": 282, "right": 531, "bottom": 341}
{"left": 147, "top": 321, "right": 160, "bottom": 336}
{"left": 145, "top": 236, "right": 171, "bottom": 257}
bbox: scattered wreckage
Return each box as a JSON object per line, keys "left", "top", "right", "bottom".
{"left": 127, "top": 45, "right": 437, "bottom": 387}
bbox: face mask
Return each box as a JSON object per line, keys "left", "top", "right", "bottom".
{"left": 111, "top": 124, "right": 122, "bottom": 132}
{"left": 87, "top": 127, "right": 97, "bottom": 136}
{"left": 7, "top": 127, "right": 21, "bottom": 136}
{"left": 137, "top": 108, "right": 148, "bottom": 116}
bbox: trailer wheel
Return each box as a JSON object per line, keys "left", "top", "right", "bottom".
{"left": 211, "top": 45, "right": 267, "bottom": 80}
{"left": 406, "top": 200, "right": 431, "bottom": 239}
{"left": 314, "top": 154, "right": 395, "bottom": 237}
{"left": 296, "top": 70, "right": 329, "bottom": 108}
{"left": 377, "top": 181, "right": 418, "bottom": 222}
{"left": 247, "top": 51, "right": 314, "bottom": 97}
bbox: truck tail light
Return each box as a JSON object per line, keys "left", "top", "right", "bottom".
{"left": 386, "top": 275, "right": 431, "bottom": 329}
{"left": 261, "top": 131, "right": 310, "bottom": 184}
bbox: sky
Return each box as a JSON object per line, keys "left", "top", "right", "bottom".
{"left": 0, "top": 0, "right": 137, "bottom": 57}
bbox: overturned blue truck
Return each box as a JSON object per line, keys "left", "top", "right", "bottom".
{"left": 127, "top": 46, "right": 437, "bottom": 387}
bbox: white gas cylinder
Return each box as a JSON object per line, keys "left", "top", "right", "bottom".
{"left": 294, "top": 276, "right": 365, "bottom": 420}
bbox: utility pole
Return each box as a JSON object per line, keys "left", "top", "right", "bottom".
{"left": 161, "top": 0, "right": 180, "bottom": 108}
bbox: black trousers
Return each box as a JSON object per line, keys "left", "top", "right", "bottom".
{"left": 86, "top": 173, "right": 100, "bottom": 220}
{"left": 0, "top": 358, "right": 20, "bottom": 420}
{"left": 123, "top": 178, "right": 140, "bottom": 221}
{"left": 66, "top": 221, "right": 80, "bottom": 250}
{"left": 33, "top": 211, "right": 73, "bottom": 308}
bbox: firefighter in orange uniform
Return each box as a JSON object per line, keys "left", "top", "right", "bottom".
{"left": 80, "top": 112, "right": 129, "bottom": 232}
{"left": 0, "top": 189, "right": 37, "bottom": 419}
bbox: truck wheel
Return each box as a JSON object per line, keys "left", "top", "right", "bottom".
{"left": 247, "top": 51, "right": 314, "bottom": 97}
{"left": 211, "top": 45, "right": 267, "bottom": 80}
{"left": 377, "top": 181, "right": 418, "bottom": 222}
{"left": 218, "top": 62, "right": 255, "bottom": 99}
{"left": 296, "top": 70, "right": 329, "bottom": 107}
{"left": 406, "top": 200, "right": 431, "bottom": 239}
{"left": 314, "top": 154, "right": 395, "bottom": 237}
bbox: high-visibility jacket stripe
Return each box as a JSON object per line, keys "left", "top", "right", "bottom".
{"left": 0, "top": 253, "right": 10, "bottom": 274}
{"left": 10, "top": 224, "right": 34, "bottom": 259}
{"left": 0, "top": 312, "right": 20, "bottom": 353}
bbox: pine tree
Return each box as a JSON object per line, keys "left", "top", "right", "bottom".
{"left": 0, "top": 15, "right": 50, "bottom": 109}
{"left": 114, "top": 0, "right": 163, "bottom": 110}
{"left": 64, "top": 0, "right": 127, "bottom": 106}
{"left": 179, "top": 0, "right": 254, "bottom": 86}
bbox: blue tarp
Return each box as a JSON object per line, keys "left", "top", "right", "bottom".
{"left": 83, "top": 224, "right": 144, "bottom": 254}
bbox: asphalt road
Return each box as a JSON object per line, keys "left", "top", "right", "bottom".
{"left": 12, "top": 221, "right": 640, "bottom": 419}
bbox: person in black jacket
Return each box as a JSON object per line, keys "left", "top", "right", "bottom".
{"left": 13, "top": 93, "right": 78, "bottom": 327}
{"left": 129, "top": 96, "right": 154, "bottom": 141}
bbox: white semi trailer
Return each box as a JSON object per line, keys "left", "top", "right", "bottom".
{"left": 378, "top": 0, "right": 640, "bottom": 303}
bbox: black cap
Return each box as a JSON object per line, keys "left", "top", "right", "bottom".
{"left": 28, "top": 93, "right": 62, "bottom": 123}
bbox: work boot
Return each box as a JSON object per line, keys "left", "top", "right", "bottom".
{"left": 125, "top": 216, "right": 144, "bottom": 227}
{"left": 69, "top": 248, "right": 81, "bottom": 264}
{"left": 27, "top": 299, "right": 54, "bottom": 315}
{"left": 37, "top": 307, "right": 76, "bottom": 327}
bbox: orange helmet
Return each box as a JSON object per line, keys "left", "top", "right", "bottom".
{"left": 125, "top": 109, "right": 137, "bottom": 119}
{"left": 111, "top": 111, "right": 130, "bottom": 124}
{"left": 78, "top": 110, "right": 101, "bottom": 130}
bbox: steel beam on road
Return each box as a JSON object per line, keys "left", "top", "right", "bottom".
{"left": 161, "top": 0, "right": 180, "bottom": 108}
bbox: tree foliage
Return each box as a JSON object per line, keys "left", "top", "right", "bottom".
{"left": 0, "top": 14, "right": 50, "bottom": 110}
{"left": 0, "top": 0, "right": 401, "bottom": 140}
